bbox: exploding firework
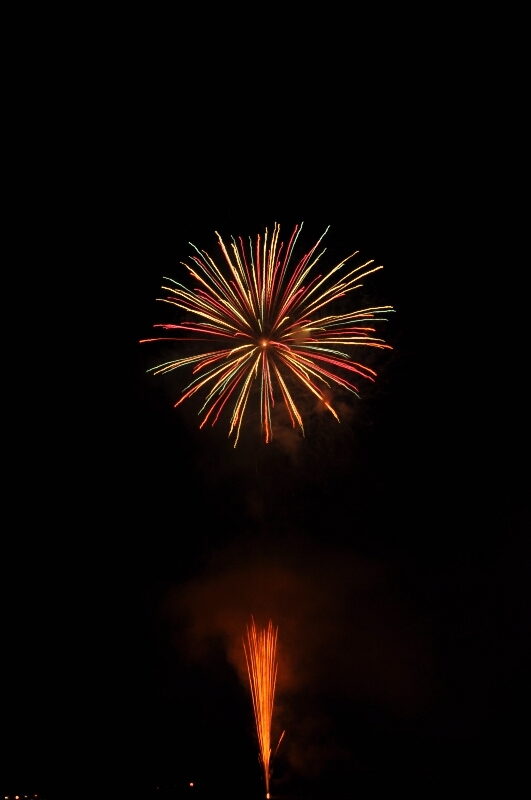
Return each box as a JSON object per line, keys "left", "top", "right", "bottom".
{"left": 141, "top": 223, "right": 393, "bottom": 445}
{"left": 243, "top": 618, "right": 281, "bottom": 799}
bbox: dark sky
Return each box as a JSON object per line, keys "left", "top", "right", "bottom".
{"left": 5, "top": 190, "right": 526, "bottom": 799}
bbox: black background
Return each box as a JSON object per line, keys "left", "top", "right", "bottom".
{"left": 4, "top": 114, "right": 527, "bottom": 800}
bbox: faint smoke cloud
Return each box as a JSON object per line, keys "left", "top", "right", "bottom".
{"left": 163, "top": 538, "right": 431, "bottom": 775}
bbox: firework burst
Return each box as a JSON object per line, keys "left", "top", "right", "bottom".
{"left": 141, "top": 223, "right": 393, "bottom": 446}
{"left": 243, "top": 618, "right": 281, "bottom": 799}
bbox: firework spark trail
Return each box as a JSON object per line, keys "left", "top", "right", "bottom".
{"left": 243, "top": 618, "right": 280, "bottom": 799}
{"left": 141, "top": 223, "right": 394, "bottom": 445}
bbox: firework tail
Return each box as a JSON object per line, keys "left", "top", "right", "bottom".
{"left": 243, "top": 618, "right": 282, "bottom": 798}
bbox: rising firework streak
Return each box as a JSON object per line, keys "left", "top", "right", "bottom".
{"left": 243, "top": 618, "right": 282, "bottom": 799}
{"left": 141, "top": 223, "right": 393, "bottom": 445}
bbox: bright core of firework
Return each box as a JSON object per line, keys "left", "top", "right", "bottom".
{"left": 243, "top": 618, "right": 279, "bottom": 799}
{"left": 141, "top": 223, "right": 393, "bottom": 446}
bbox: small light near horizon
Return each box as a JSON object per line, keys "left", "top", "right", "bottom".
{"left": 189, "top": 783, "right": 194, "bottom": 787}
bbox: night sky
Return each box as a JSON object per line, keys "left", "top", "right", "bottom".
{"left": 5, "top": 187, "right": 526, "bottom": 799}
